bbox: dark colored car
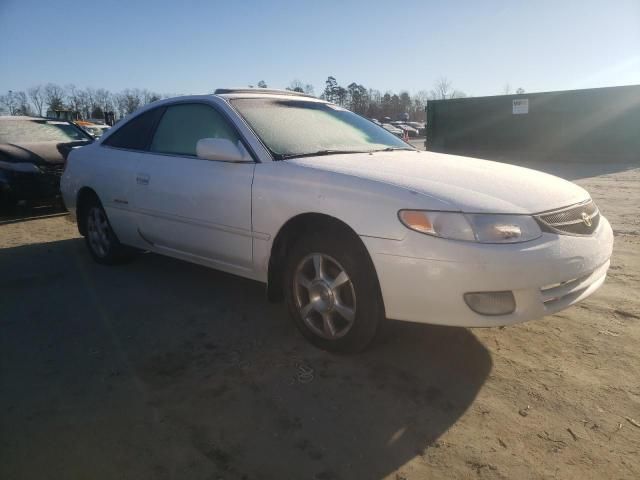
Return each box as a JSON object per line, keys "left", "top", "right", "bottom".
{"left": 0, "top": 116, "right": 93, "bottom": 210}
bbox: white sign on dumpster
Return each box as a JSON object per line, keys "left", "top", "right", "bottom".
{"left": 512, "top": 98, "right": 529, "bottom": 114}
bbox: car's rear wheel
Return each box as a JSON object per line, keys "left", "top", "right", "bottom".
{"left": 82, "top": 198, "right": 135, "bottom": 265}
{"left": 284, "top": 232, "right": 383, "bottom": 353}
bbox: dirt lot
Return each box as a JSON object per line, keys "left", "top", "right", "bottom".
{"left": 1, "top": 161, "right": 639, "bottom": 480}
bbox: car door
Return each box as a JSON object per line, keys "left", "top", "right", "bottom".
{"left": 97, "top": 106, "right": 166, "bottom": 247}
{"left": 133, "top": 102, "right": 255, "bottom": 270}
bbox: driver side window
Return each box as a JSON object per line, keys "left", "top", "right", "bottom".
{"left": 150, "top": 103, "right": 240, "bottom": 157}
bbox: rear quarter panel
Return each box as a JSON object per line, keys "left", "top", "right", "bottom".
{"left": 62, "top": 143, "right": 142, "bottom": 247}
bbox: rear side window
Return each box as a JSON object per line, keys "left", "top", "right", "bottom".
{"left": 102, "top": 107, "right": 165, "bottom": 150}
{"left": 150, "top": 103, "right": 240, "bottom": 156}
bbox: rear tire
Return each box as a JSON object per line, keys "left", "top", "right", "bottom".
{"left": 82, "top": 198, "right": 136, "bottom": 265}
{"left": 284, "top": 230, "right": 384, "bottom": 353}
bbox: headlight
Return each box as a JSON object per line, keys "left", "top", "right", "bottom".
{"left": 0, "top": 160, "right": 41, "bottom": 173}
{"left": 399, "top": 210, "right": 542, "bottom": 243}
{"left": 466, "top": 213, "right": 541, "bottom": 243}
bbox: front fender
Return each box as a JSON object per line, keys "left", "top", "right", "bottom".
{"left": 250, "top": 161, "right": 452, "bottom": 280}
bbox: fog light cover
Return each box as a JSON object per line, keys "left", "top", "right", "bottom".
{"left": 464, "top": 291, "right": 515, "bottom": 316}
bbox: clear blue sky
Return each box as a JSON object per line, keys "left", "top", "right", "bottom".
{"left": 1, "top": 0, "right": 639, "bottom": 97}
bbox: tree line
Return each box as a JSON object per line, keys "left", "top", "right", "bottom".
{"left": 0, "top": 76, "right": 477, "bottom": 122}
{"left": 0, "top": 84, "right": 168, "bottom": 121}
{"left": 317, "top": 76, "right": 468, "bottom": 121}
{"left": 283, "top": 76, "right": 469, "bottom": 121}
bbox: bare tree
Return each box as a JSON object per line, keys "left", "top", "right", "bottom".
{"left": 77, "top": 89, "right": 92, "bottom": 119}
{"left": 116, "top": 89, "right": 142, "bottom": 115}
{"left": 14, "top": 91, "right": 32, "bottom": 115}
{"left": 94, "top": 88, "right": 118, "bottom": 118}
{"left": 415, "top": 90, "right": 430, "bottom": 106}
{"left": 286, "top": 79, "right": 305, "bottom": 93}
{"left": 140, "top": 89, "right": 161, "bottom": 105}
{"left": 429, "top": 77, "right": 466, "bottom": 101}
{"left": 5, "top": 75, "right": 460, "bottom": 123}
{"left": 85, "top": 87, "right": 97, "bottom": 117}
{"left": 284, "top": 80, "right": 314, "bottom": 95}
{"left": 94, "top": 88, "right": 113, "bottom": 117}
{"left": 432, "top": 77, "right": 453, "bottom": 100}
{"left": 503, "top": 83, "right": 512, "bottom": 95}
{"left": 65, "top": 84, "right": 83, "bottom": 115}
{"left": 0, "top": 91, "right": 31, "bottom": 115}
{"left": 516, "top": 87, "right": 525, "bottom": 94}
{"left": 27, "top": 85, "right": 45, "bottom": 116}
{"left": 0, "top": 91, "right": 19, "bottom": 115}
{"left": 44, "top": 83, "right": 66, "bottom": 112}
{"left": 114, "top": 92, "right": 129, "bottom": 118}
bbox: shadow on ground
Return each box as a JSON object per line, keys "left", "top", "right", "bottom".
{"left": 0, "top": 238, "right": 492, "bottom": 479}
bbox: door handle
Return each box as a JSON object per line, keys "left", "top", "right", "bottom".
{"left": 136, "top": 174, "right": 150, "bottom": 186}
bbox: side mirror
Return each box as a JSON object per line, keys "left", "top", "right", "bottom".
{"left": 196, "top": 138, "right": 252, "bottom": 163}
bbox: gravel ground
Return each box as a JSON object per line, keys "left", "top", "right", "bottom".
{"left": 1, "top": 160, "right": 639, "bottom": 480}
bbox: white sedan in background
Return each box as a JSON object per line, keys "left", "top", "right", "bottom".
{"left": 61, "top": 89, "right": 613, "bottom": 352}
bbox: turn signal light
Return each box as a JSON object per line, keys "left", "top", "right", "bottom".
{"left": 398, "top": 210, "right": 433, "bottom": 233}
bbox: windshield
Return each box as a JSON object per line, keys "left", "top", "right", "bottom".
{"left": 0, "top": 119, "right": 92, "bottom": 143}
{"left": 230, "top": 98, "right": 412, "bottom": 159}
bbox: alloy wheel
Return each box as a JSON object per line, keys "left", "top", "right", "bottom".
{"left": 86, "top": 207, "right": 111, "bottom": 258}
{"left": 293, "top": 253, "right": 357, "bottom": 340}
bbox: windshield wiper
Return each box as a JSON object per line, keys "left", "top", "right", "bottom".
{"left": 275, "top": 146, "right": 415, "bottom": 160}
{"left": 371, "top": 147, "right": 416, "bottom": 152}
{"left": 276, "top": 149, "right": 369, "bottom": 160}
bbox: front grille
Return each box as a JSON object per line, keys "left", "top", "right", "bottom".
{"left": 39, "top": 163, "right": 65, "bottom": 176}
{"left": 535, "top": 200, "right": 600, "bottom": 236}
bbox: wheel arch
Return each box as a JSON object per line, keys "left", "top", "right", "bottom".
{"left": 76, "top": 186, "right": 101, "bottom": 236}
{"left": 266, "top": 212, "right": 382, "bottom": 308}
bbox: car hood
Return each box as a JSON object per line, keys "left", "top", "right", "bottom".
{"left": 288, "top": 150, "right": 590, "bottom": 214}
{"left": 0, "top": 141, "right": 90, "bottom": 165}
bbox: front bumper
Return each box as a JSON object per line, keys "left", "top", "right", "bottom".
{"left": 362, "top": 216, "right": 614, "bottom": 327}
{"left": 0, "top": 167, "right": 63, "bottom": 203}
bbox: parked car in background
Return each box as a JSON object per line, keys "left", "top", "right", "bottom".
{"left": 0, "top": 116, "right": 93, "bottom": 210}
{"left": 407, "top": 122, "right": 426, "bottom": 136}
{"left": 395, "top": 124, "right": 420, "bottom": 138}
{"left": 82, "top": 123, "right": 111, "bottom": 138}
{"left": 381, "top": 123, "right": 404, "bottom": 138}
{"left": 61, "top": 89, "right": 613, "bottom": 353}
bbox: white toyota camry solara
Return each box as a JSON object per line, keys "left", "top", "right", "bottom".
{"left": 61, "top": 89, "right": 614, "bottom": 352}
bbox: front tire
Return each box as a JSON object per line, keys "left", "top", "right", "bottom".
{"left": 82, "top": 199, "right": 135, "bottom": 265}
{"left": 284, "top": 231, "right": 384, "bottom": 353}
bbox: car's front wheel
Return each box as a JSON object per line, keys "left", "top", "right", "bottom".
{"left": 284, "top": 232, "right": 383, "bottom": 353}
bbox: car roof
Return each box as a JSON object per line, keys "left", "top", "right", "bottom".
{"left": 214, "top": 88, "right": 315, "bottom": 98}
{"left": 127, "top": 91, "right": 326, "bottom": 113}
{"left": 213, "top": 88, "right": 326, "bottom": 103}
